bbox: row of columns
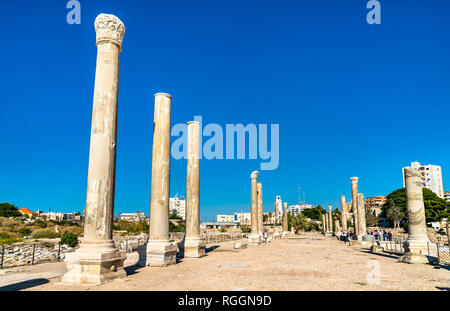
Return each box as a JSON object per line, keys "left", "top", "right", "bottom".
{"left": 349, "top": 177, "right": 367, "bottom": 240}
{"left": 62, "top": 14, "right": 206, "bottom": 285}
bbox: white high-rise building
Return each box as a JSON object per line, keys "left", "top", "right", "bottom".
{"left": 402, "top": 162, "right": 444, "bottom": 199}
{"left": 169, "top": 194, "right": 186, "bottom": 219}
{"left": 234, "top": 212, "right": 251, "bottom": 225}
{"left": 274, "top": 196, "right": 283, "bottom": 224}
{"left": 287, "top": 203, "right": 315, "bottom": 216}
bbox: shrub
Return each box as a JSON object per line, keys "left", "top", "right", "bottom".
{"left": 18, "top": 227, "right": 32, "bottom": 236}
{"left": 31, "top": 229, "right": 61, "bottom": 239}
{"left": 61, "top": 232, "right": 78, "bottom": 247}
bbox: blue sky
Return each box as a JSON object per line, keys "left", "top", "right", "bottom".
{"left": 1, "top": 0, "right": 449, "bottom": 221}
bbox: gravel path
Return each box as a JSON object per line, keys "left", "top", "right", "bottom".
{"left": 1, "top": 232, "right": 449, "bottom": 291}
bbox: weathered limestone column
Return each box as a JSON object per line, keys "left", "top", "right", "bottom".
{"left": 282, "top": 203, "right": 288, "bottom": 233}
{"left": 328, "top": 206, "right": 333, "bottom": 232}
{"left": 248, "top": 171, "right": 261, "bottom": 246}
{"left": 340, "top": 195, "right": 347, "bottom": 232}
{"left": 351, "top": 177, "right": 359, "bottom": 237}
{"left": 399, "top": 167, "right": 430, "bottom": 264}
{"left": 335, "top": 219, "right": 341, "bottom": 235}
{"left": 357, "top": 193, "right": 367, "bottom": 237}
{"left": 138, "top": 93, "right": 177, "bottom": 266}
{"left": 61, "top": 14, "right": 126, "bottom": 286}
{"left": 257, "top": 183, "right": 264, "bottom": 235}
{"left": 184, "top": 121, "right": 206, "bottom": 258}
{"left": 322, "top": 214, "right": 327, "bottom": 234}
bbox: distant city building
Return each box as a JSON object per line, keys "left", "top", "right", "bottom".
{"left": 234, "top": 212, "right": 251, "bottom": 225}
{"left": 42, "top": 212, "right": 79, "bottom": 222}
{"left": 402, "top": 162, "right": 444, "bottom": 198}
{"left": 365, "top": 196, "right": 386, "bottom": 217}
{"left": 118, "top": 212, "right": 146, "bottom": 222}
{"left": 217, "top": 214, "right": 235, "bottom": 223}
{"left": 200, "top": 222, "right": 239, "bottom": 229}
{"left": 287, "top": 203, "right": 314, "bottom": 216}
{"left": 169, "top": 194, "right": 186, "bottom": 220}
{"left": 444, "top": 191, "right": 450, "bottom": 202}
{"left": 18, "top": 208, "right": 36, "bottom": 217}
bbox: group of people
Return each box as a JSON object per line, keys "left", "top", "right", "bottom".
{"left": 369, "top": 229, "right": 392, "bottom": 241}
{"left": 339, "top": 228, "right": 393, "bottom": 243}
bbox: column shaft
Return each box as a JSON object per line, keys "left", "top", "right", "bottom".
{"left": 186, "top": 121, "right": 201, "bottom": 239}
{"left": 340, "top": 195, "right": 347, "bottom": 231}
{"left": 351, "top": 177, "right": 359, "bottom": 236}
{"left": 257, "top": 183, "right": 263, "bottom": 234}
{"left": 149, "top": 93, "right": 172, "bottom": 241}
{"left": 357, "top": 193, "right": 367, "bottom": 236}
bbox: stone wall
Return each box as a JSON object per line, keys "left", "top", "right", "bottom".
{"left": 0, "top": 239, "right": 75, "bottom": 268}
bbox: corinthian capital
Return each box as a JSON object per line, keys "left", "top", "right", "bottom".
{"left": 94, "top": 14, "right": 125, "bottom": 49}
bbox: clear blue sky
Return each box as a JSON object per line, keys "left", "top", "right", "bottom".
{"left": 1, "top": 0, "right": 449, "bottom": 221}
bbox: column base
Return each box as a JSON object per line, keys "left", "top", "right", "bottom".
{"left": 399, "top": 252, "right": 429, "bottom": 264}
{"left": 184, "top": 238, "right": 206, "bottom": 258}
{"left": 59, "top": 239, "right": 126, "bottom": 286}
{"left": 247, "top": 233, "right": 261, "bottom": 246}
{"left": 137, "top": 240, "right": 178, "bottom": 267}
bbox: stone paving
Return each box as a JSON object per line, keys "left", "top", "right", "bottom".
{"left": 1, "top": 232, "right": 448, "bottom": 291}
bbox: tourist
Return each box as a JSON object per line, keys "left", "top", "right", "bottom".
{"left": 263, "top": 230, "right": 269, "bottom": 243}
{"left": 387, "top": 231, "right": 392, "bottom": 241}
{"left": 379, "top": 230, "right": 384, "bottom": 241}
{"left": 374, "top": 230, "right": 379, "bottom": 241}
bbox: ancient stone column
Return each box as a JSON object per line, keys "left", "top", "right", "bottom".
{"left": 357, "top": 193, "right": 367, "bottom": 237}
{"left": 138, "top": 93, "right": 177, "bottom": 266}
{"left": 248, "top": 171, "right": 261, "bottom": 246}
{"left": 351, "top": 177, "right": 359, "bottom": 237}
{"left": 61, "top": 14, "right": 126, "bottom": 286}
{"left": 399, "top": 167, "right": 430, "bottom": 264}
{"left": 335, "top": 219, "right": 341, "bottom": 235}
{"left": 257, "top": 183, "right": 263, "bottom": 236}
{"left": 340, "top": 195, "right": 347, "bottom": 232}
{"left": 184, "top": 121, "right": 206, "bottom": 258}
{"left": 322, "top": 214, "right": 327, "bottom": 234}
{"left": 283, "top": 203, "right": 288, "bottom": 233}
{"left": 328, "top": 206, "right": 333, "bottom": 232}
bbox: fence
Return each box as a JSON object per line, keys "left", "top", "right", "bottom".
{"left": 374, "top": 237, "right": 449, "bottom": 265}
{"left": 0, "top": 241, "right": 74, "bottom": 270}
{"left": 0, "top": 232, "right": 245, "bottom": 269}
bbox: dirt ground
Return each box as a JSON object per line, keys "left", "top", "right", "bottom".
{"left": 1, "top": 232, "right": 449, "bottom": 291}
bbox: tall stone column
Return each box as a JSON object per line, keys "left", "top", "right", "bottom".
{"left": 184, "top": 121, "right": 206, "bottom": 258}
{"left": 335, "top": 220, "right": 341, "bottom": 235}
{"left": 357, "top": 193, "right": 367, "bottom": 237}
{"left": 351, "top": 177, "right": 359, "bottom": 237}
{"left": 61, "top": 14, "right": 126, "bottom": 286}
{"left": 248, "top": 171, "right": 261, "bottom": 246}
{"left": 399, "top": 167, "right": 430, "bottom": 264}
{"left": 138, "top": 93, "right": 177, "bottom": 266}
{"left": 322, "top": 214, "right": 327, "bottom": 234}
{"left": 325, "top": 214, "right": 330, "bottom": 233}
{"left": 257, "top": 183, "right": 263, "bottom": 235}
{"left": 282, "top": 203, "right": 288, "bottom": 233}
{"left": 328, "top": 206, "right": 333, "bottom": 232}
{"left": 340, "top": 195, "right": 347, "bottom": 231}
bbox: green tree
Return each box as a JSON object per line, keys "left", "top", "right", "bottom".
{"left": 381, "top": 188, "right": 448, "bottom": 224}
{"left": 288, "top": 213, "right": 312, "bottom": 233}
{"left": 302, "top": 205, "right": 327, "bottom": 220}
{"left": 0, "top": 203, "right": 21, "bottom": 218}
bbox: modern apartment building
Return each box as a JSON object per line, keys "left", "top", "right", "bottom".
{"left": 402, "top": 162, "right": 444, "bottom": 198}
{"left": 169, "top": 194, "right": 186, "bottom": 219}
{"left": 287, "top": 203, "right": 314, "bottom": 216}
{"left": 217, "top": 214, "right": 235, "bottom": 223}
{"left": 365, "top": 196, "right": 386, "bottom": 217}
